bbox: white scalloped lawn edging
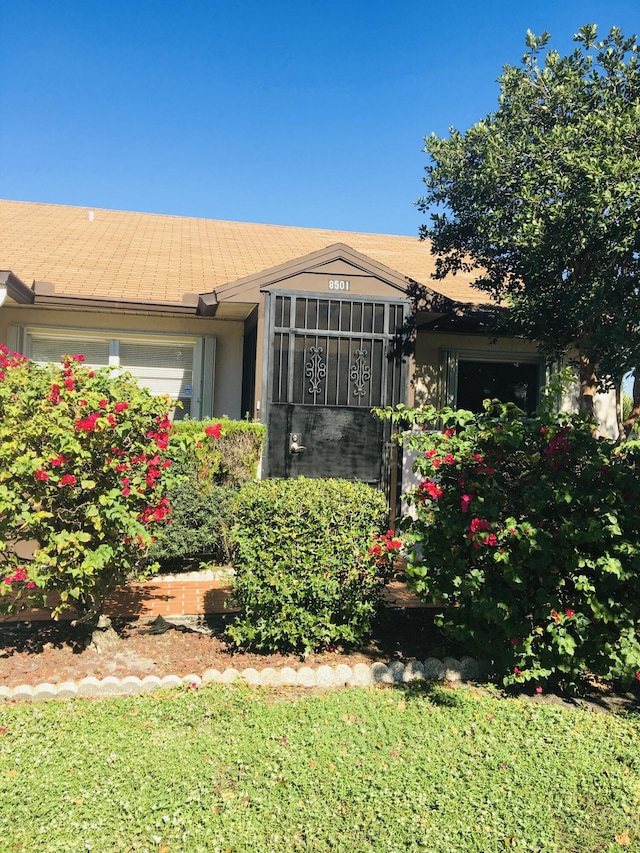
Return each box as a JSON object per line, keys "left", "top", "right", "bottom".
{"left": 0, "top": 655, "right": 483, "bottom": 702}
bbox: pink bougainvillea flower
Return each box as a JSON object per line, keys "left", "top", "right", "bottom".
{"left": 510, "top": 636, "right": 519, "bottom": 645}
{"left": 63, "top": 378, "right": 75, "bottom": 391}
{"left": 70, "top": 354, "right": 85, "bottom": 362}
{"left": 469, "top": 518, "right": 491, "bottom": 533}
{"left": 59, "top": 474, "right": 76, "bottom": 487}
{"left": 460, "top": 494, "right": 472, "bottom": 513}
{"left": 513, "top": 667, "right": 522, "bottom": 676}
{"left": 75, "top": 413, "right": 100, "bottom": 433}
{"left": 535, "top": 686, "right": 543, "bottom": 694}
{"left": 122, "top": 487, "right": 131, "bottom": 497}
{"left": 551, "top": 610, "right": 561, "bottom": 622}
{"left": 88, "top": 371, "right": 95, "bottom": 378}
{"left": 34, "top": 468, "right": 49, "bottom": 481}
{"left": 416, "top": 479, "right": 443, "bottom": 503}
{"left": 425, "top": 448, "right": 437, "bottom": 459}
{"left": 565, "top": 608, "right": 575, "bottom": 619}
{"left": 204, "top": 423, "right": 222, "bottom": 439}
{"left": 98, "top": 398, "right": 108, "bottom": 408}
{"left": 26, "top": 581, "right": 36, "bottom": 589}
{"left": 49, "top": 455, "right": 68, "bottom": 467}
{"left": 114, "top": 402, "right": 129, "bottom": 413}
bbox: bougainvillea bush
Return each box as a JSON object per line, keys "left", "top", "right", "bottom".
{"left": 381, "top": 393, "right": 640, "bottom": 688}
{"left": 0, "top": 347, "right": 184, "bottom": 625}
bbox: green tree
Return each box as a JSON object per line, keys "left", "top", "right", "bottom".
{"left": 418, "top": 25, "right": 640, "bottom": 437}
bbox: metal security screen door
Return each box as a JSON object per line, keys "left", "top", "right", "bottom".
{"left": 265, "top": 292, "right": 408, "bottom": 483}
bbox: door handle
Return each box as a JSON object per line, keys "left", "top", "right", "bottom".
{"left": 289, "top": 433, "right": 306, "bottom": 453}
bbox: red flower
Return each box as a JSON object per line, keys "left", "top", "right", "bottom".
{"left": 513, "top": 667, "right": 522, "bottom": 676}
{"left": 34, "top": 468, "right": 49, "bottom": 481}
{"left": 88, "top": 371, "right": 95, "bottom": 378}
{"left": 63, "top": 378, "right": 75, "bottom": 391}
{"left": 26, "top": 581, "right": 36, "bottom": 589}
{"left": 50, "top": 455, "right": 68, "bottom": 467}
{"left": 425, "top": 448, "right": 437, "bottom": 459}
{"left": 551, "top": 610, "right": 561, "bottom": 622}
{"left": 205, "top": 423, "right": 222, "bottom": 439}
{"left": 510, "top": 636, "right": 519, "bottom": 645}
{"left": 59, "top": 474, "right": 76, "bottom": 487}
{"left": 75, "top": 414, "right": 100, "bottom": 433}
{"left": 535, "top": 686, "right": 543, "bottom": 694}
{"left": 469, "top": 518, "right": 491, "bottom": 533}
{"left": 98, "top": 398, "right": 108, "bottom": 408}
{"left": 70, "top": 354, "right": 85, "bottom": 362}
{"left": 114, "top": 402, "right": 129, "bottom": 413}
{"left": 416, "top": 479, "right": 443, "bottom": 502}
{"left": 48, "top": 384, "right": 61, "bottom": 403}
{"left": 565, "top": 608, "right": 575, "bottom": 619}
{"left": 122, "top": 487, "right": 131, "bottom": 497}
{"left": 460, "top": 494, "right": 472, "bottom": 513}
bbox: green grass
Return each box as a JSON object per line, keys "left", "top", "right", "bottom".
{"left": 1, "top": 684, "right": 638, "bottom": 852}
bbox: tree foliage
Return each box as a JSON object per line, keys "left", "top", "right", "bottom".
{"left": 418, "top": 25, "right": 640, "bottom": 431}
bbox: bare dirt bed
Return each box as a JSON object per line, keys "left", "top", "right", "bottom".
{"left": 0, "top": 608, "right": 457, "bottom": 688}
{"left": 1, "top": 609, "right": 638, "bottom": 714}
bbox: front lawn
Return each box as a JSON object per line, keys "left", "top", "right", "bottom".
{"left": 1, "top": 684, "right": 638, "bottom": 852}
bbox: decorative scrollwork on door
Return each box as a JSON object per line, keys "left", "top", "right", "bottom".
{"left": 349, "top": 349, "right": 371, "bottom": 397}
{"left": 305, "top": 346, "right": 327, "bottom": 397}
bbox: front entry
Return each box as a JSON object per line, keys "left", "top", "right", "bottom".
{"left": 265, "top": 292, "right": 408, "bottom": 485}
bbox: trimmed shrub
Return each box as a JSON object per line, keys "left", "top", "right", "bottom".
{"left": 225, "top": 477, "right": 391, "bottom": 654}
{"left": 148, "top": 419, "right": 265, "bottom": 569}
{"left": 170, "top": 418, "right": 266, "bottom": 487}
{"left": 147, "top": 485, "right": 238, "bottom": 568}
{"left": 381, "top": 393, "right": 640, "bottom": 688}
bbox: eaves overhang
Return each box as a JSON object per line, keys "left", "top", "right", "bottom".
{"left": 0, "top": 270, "right": 35, "bottom": 305}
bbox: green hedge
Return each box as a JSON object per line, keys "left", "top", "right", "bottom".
{"left": 170, "top": 418, "right": 266, "bottom": 487}
{"left": 149, "top": 419, "right": 266, "bottom": 569}
{"left": 225, "top": 477, "right": 391, "bottom": 654}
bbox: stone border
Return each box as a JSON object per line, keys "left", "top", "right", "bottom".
{"left": 0, "top": 656, "right": 483, "bottom": 702}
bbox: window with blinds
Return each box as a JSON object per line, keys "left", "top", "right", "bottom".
{"left": 29, "top": 336, "right": 110, "bottom": 368}
{"left": 119, "top": 341, "right": 194, "bottom": 417}
{"left": 25, "top": 330, "right": 200, "bottom": 419}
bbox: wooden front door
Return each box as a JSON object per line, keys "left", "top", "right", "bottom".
{"left": 265, "top": 292, "right": 408, "bottom": 484}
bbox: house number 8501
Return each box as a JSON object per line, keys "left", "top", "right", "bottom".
{"left": 328, "top": 279, "right": 350, "bottom": 291}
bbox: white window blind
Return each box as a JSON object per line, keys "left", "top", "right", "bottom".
{"left": 24, "top": 329, "right": 207, "bottom": 419}
{"left": 119, "top": 341, "right": 194, "bottom": 417}
{"left": 30, "top": 336, "right": 110, "bottom": 368}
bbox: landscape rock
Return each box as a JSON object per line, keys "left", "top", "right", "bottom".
{"left": 423, "top": 657, "right": 446, "bottom": 680}
{"left": 371, "top": 662, "right": 393, "bottom": 684}
{"left": 297, "top": 666, "right": 317, "bottom": 687}
{"left": 350, "top": 663, "right": 373, "bottom": 687}
{"left": 402, "top": 660, "right": 426, "bottom": 682}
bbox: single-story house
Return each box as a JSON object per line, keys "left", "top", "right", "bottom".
{"left": 0, "top": 199, "right": 616, "bottom": 491}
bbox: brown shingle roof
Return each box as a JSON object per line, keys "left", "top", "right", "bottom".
{"left": 0, "top": 199, "right": 487, "bottom": 305}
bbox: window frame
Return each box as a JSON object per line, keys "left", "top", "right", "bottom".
{"left": 14, "top": 324, "right": 215, "bottom": 420}
{"left": 442, "top": 348, "right": 545, "bottom": 413}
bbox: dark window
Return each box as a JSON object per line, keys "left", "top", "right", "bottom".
{"left": 457, "top": 360, "right": 540, "bottom": 414}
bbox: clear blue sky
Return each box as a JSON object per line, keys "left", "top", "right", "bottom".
{"left": 1, "top": 0, "right": 638, "bottom": 236}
